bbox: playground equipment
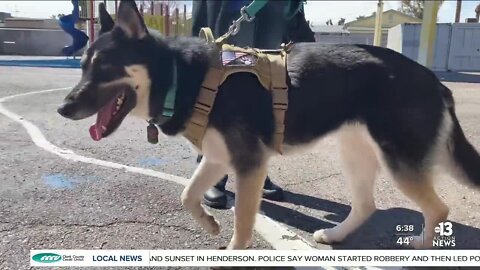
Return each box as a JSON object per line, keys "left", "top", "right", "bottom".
{"left": 58, "top": 0, "right": 89, "bottom": 56}
{"left": 0, "top": 1, "right": 189, "bottom": 68}
{"left": 0, "top": 0, "right": 89, "bottom": 67}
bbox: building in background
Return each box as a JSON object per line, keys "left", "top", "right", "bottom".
{"left": 0, "top": 11, "right": 11, "bottom": 27}
{"left": 311, "top": 25, "right": 349, "bottom": 44}
{"left": 0, "top": 11, "right": 11, "bottom": 22}
{"left": 345, "top": 9, "right": 421, "bottom": 46}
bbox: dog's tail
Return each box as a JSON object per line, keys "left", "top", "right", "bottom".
{"left": 447, "top": 105, "right": 480, "bottom": 187}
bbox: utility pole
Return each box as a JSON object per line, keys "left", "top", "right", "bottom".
{"left": 418, "top": 0, "right": 441, "bottom": 68}
{"left": 455, "top": 0, "right": 462, "bottom": 23}
{"left": 476, "top": 3, "right": 480, "bottom": 22}
{"left": 373, "top": 0, "right": 384, "bottom": 46}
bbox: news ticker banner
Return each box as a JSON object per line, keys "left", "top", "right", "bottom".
{"left": 31, "top": 249, "right": 480, "bottom": 267}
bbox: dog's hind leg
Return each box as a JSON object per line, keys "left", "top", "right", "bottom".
{"left": 181, "top": 158, "right": 226, "bottom": 235}
{"left": 228, "top": 160, "right": 268, "bottom": 249}
{"left": 314, "top": 124, "right": 379, "bottom": 244}
{"left": 393, "top": 173, "right": 449, "bottom": 249}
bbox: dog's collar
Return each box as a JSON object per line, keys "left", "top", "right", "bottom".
{"left": 162, "top": 60, "right": 177, "bottom": 118}
{"left": 147, "top": 60, "right": 177, "bottom": 144}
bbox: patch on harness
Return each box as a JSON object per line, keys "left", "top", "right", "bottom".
{"left": 221, "top": 51, "right": 258, "bottom": 67}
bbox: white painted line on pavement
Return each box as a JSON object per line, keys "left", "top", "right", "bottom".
{"left": 0, "top": 87, "right": 316, "bottom": 251}
{"left": 0, "top": 87, "right": 71, "bottom": 103}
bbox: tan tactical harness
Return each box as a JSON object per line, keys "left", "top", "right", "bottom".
{"left": 183, "top": 28, "right": 289, "bottom": 154}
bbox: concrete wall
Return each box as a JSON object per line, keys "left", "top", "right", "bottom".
{"left": 4, "top": 18, "right": 61, "bottom": 29}
{"left": 0, "top": 28, "right": 85, "bottom": 56}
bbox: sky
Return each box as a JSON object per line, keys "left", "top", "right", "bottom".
{"left": 303, "top": 1, "right": 479, "bottom": 26}
{"left": 0, "top": 0, "right": 478, "bottom": 25}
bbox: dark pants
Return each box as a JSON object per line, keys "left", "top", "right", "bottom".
{"left": 192, "top": 0, "right": 313, "bottom": 49}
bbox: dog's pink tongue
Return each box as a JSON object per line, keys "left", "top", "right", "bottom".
{"left": 89, "top": 124, "right": 102, "bottom": 141}
{"left": 89, "top": 97, "right": 116, "bottom": 141}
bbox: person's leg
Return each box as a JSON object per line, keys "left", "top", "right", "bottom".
{"left": 248, "top": 1, "right": 287, "bottom": 199}
{"left": 203, "top": 175, "right": 229, "bottom": 208}
{"left": 228, "top": 20, "right": 255, "bottom": 47}
{"left": 206, "top": 0, "right": 222, "bottom": 32}
{"left": 285, "top": 10, "right": 316, "bottom": 43}
{"left": 191, "top": 0, "right": 207, "bottom": 36}
{"left": 262, "top": 176, "right": 284, "bottom": 201}
{"left": 215, "top": 0, "right": 254, "bottom": 47}
{"left": 253, "top": 0, "right": 288, "bottom": 49}
{"left": 197, "top": 158, "right": 283, "bottom": 208}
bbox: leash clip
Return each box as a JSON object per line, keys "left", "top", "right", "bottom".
{"left": 225, "top": 6, "right": 253, "bottom": 37}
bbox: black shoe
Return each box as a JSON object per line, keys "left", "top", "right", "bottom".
{"left": 262, "top": 176, "right": 284, "bottom": 201}
{"left": 203, "top": 175, "right": 228, "bottom": 209}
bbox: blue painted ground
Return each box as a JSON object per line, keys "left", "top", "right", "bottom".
{"left": 42, "top": 173, "right": 100, "bottom": 189}
{"left": 138, "top": 157, "right": 169, "bottom": 167}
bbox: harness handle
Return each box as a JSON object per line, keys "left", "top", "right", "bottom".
{"left": 199, "top": 27, "right": 215, "bottom": 43}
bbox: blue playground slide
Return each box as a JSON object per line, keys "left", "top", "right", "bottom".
{"left": 58, "top": 0, "right": 89, "bottom": 56}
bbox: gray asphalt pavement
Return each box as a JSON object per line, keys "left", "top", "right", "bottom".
{"left": 1, "top": 66, "right": 479, "bottom": 270}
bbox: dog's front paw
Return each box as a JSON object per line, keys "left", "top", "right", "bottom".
{"left": 226, "top": 238, "right": 252, "bottom": 250}
{"left": 313, "top": 228, "right": 344, "bottom": 244}
{"left": 198, "top": 211, "right": 220, "bottom": 235}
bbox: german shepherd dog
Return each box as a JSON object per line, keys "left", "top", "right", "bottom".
{"left": 58, "top": 0, "right": 480, "bottom": 249}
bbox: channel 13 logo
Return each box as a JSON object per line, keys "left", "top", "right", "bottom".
{"left": 433, "top": 221, "right": 455, "bottom": 247}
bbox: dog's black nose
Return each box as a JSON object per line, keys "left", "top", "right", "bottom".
{"left": 57, "top": 102, "right": 74, "bottom": 118}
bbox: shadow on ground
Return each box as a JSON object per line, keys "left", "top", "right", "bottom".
{"left": 260, "top": 190, "right": 480, "bottom": 249}
{"left": 435, "top": 71, "right": 480, "bottom": 83}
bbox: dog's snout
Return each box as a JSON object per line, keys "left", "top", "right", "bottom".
{"left": 57, "top": 85, "right": 87, "bottom": 119}
{"left": 57, "top": 87, "right": 97, "bottom": 120}
{"left": 57, "top": 101, "right": 75, "bottom": 118}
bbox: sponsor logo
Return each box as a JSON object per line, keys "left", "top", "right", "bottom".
{"left": 63, "top": 255, "right": 85, "bottom": 262}
{"left": 32, "top": 253, "right": 62, "bottom": 263}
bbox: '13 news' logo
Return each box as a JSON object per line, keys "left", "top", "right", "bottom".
{"left": 433, "top": 221, "right": 456, "bottom": 247}
{"left": 32, "top": 253, "right": 62, "bottom": 263}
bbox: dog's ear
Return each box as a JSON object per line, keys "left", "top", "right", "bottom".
{"left": 98, "top": 2, "right": 114, "bottom": 35}
{"left": 115, "top": 0, "right": 148, "bottom": 39}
